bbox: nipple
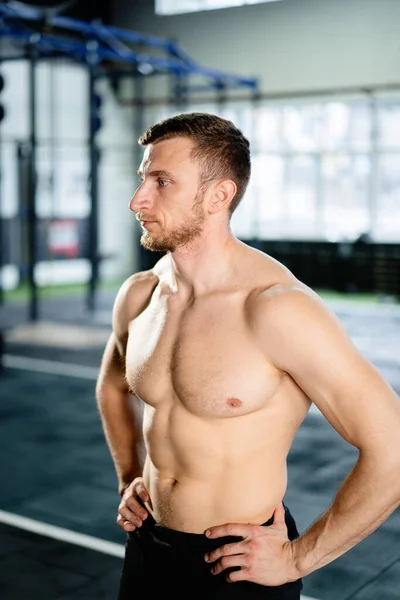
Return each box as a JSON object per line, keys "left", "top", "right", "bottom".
{"left": 227, "top": 397, "right": 243, "bottom": 408}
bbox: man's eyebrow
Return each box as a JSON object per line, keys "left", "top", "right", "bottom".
{"left": 137, "top": 169, "right": 175, "bottom": 178}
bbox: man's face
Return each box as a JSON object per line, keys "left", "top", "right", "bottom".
{"left": 130, "top": 137, "right": 207, "bottom": 252}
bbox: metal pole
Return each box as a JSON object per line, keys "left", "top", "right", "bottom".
{"left": 216, "top": 80, "right": 227, "bottom": 114}
{"left": 87, "top": 54, "right": 100, "bottom": 313}
{"left": 170, "top": 70, "right": 189, "bottom": 112}
{"left": 0, "top": 61, "right": 4, "bottom": 369}
{"left": 0, "top": 69, "right": 3, "bottom": 306}
{"left": 27, "top": 41, "right": 39, "bottom": 321}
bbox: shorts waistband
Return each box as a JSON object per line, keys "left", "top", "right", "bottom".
{"left": 139, "top": 509, "right": 276, "bottom": 547}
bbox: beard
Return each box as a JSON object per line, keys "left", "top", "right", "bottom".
{"left": 139, "top": 190, "right": 206, "bottom": 253}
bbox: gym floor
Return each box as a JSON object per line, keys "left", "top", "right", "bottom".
{"left": 0, "top": 292, "right": 399, "bottom": 600}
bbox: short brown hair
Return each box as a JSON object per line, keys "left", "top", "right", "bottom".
{"left": 138, "top": 112, "right": 251, "bottom": 216}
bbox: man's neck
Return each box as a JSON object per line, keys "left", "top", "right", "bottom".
{"left": 168, "top": 233, "right": 240, "bottom": 298}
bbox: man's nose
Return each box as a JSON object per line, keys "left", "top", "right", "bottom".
{"left": 129, "top": 184, "right": 153, "bottom": 213}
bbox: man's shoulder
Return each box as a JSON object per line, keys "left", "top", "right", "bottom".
{"left": 112, "top": 268, "right": 160, "bottom": 334}
{"left": 243, "top": 248, "right": 325, "bottom": 320}
{"left": 117, "top": 269, "right": 159, "bottom": 302}
{"left": 246, "top": 270, "right": 337, "bottom": 349}
{"left": 245, "top": 268, "right": 335, "bottom": 364}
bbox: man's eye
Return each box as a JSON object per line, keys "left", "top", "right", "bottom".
{"left": 158, "top": 180, "right": 168, "bottom": 187}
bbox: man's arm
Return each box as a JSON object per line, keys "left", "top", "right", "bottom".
{"left": 96, "top": 272, "right": 157, "bottom": 496}
{"left": 96, "top": 332, "right": 145, "bottom": 496}
{"left": 259, "top": 285, "right": 400, "bottom": 578}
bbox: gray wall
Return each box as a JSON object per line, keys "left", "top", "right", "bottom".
{"left": 113, "top": 0, "right": 400, "bottom": 96}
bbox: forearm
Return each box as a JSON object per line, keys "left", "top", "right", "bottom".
{"left": 291, "top": 453, "right": 400, "bottom": 578}
{"left": 97, "top": 387, "right": 146, "bottom": 494}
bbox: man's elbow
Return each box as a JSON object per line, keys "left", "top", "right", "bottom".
{"left": 359, "top": 443, "right": 400, "bottom": 496}
{"left": 95, "top": 375, "right": 129, "bottom": 408}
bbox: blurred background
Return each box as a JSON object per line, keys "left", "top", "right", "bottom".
{"left": 0, "top": 1, "right": 399, "bottom": 599}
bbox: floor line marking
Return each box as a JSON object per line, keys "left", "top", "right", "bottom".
{"left": 0, "top": 509, "right": 124, "bottom": 557}
{"left": 3, "top": 354, "right": 99, "bottom": 380}
{"left": 0, "top": 509, "right": 320, "bottom": 598}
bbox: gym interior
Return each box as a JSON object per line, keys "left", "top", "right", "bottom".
{"left": 0, "top": 1, "right": 399, "bottom": 599}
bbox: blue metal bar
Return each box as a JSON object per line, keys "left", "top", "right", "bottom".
{"left": 0, "top": 6, "right": 176, "bottom": 52}
{"left": 0, "top": 27, "right": 88, "bottom": 62}
{"left": 0, "top": 28, "right": 191, "bottom": 72}
{"left": 0, "top": 24, "right": 186, "bottom": 72}
{"left": 82, "top": 25, "right": 136, "bottom": 60}
{"left": 0, "top": 25, "right": 258, "bottom": 88}
{"left": 0, "top": 4, "right": 39, "bottom": 38}
{"left": 166, "top": 41, "right": 199, "bottom": 68}
{"left": 52, "top": 16, "right": 143, "bottom": 60}
{"left": 0, "top": 3, "right": 258, "bottom": 90}
{"left": 52, "top": 16, "right": 173, "bottom": 53}
{"left": 0, "top": 3, "right": 39, "bottom": 20}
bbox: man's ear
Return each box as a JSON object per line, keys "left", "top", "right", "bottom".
{"left": 208, "top": 179, "right": 237, "bottom": 214}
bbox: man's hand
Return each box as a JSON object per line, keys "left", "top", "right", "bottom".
{"left": 203, "top": 503, "right": 299, "bottom": 586}
{"left": 117, "top": 477, "right": 150, "bottom": 532}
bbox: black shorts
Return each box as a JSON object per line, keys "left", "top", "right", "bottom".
{"left": 117, "top": 503, "right": 303, "bottom": 599}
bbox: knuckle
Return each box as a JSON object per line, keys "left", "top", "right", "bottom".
{"left": 126, "top": 495, "right": 137, "bottom": 507}
{"left": 246, "top": 554, "right": 254, "bottom": 566}
{"left": 118, "top": 507, "right": 126, "bottom": 518}
{"left": 248, "top": 539, "right": 258, "bottom": 550}
{"left": 250, "top": 525, "right": 258, "bottom": 534}
{"left": 136, "top": 481, "right": 144, "bottom": 491}
{"left": 127, "top": 505, "right": 146, "bottom": 521}
{"left": 125, "top": 497, "right": 135, "bottom": 510}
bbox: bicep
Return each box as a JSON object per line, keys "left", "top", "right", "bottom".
{"left": 96, "top": 272, "right": 157, "bottom": 398}
{"left": 267, "top": 291, "right": 400, "bottom": 457}
{"left": 96, "top": 332, "right": 128, "bottom": 396}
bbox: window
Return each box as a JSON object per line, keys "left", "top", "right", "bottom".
{"left": 156, "top": 0, "right": 282, "bottom": 16}
{"left": 142, "top": 94, "right": 400, "bottom": 243}
{"left": 375, "top": 155, "right": 400, "bottom": 240}
{"left": 322, "top": 154, "right": 371, "bottom": 242}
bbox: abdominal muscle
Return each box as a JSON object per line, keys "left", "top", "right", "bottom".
{"left": 140, "top": 401, "right": 294, "bottom": 534}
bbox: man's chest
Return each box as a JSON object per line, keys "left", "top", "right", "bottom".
{"left": 124, "top": 296, "right": 282, "bottom": 418}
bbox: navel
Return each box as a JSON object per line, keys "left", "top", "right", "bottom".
{"left": 226, "top": 397, "right": 243, "bottom": 408}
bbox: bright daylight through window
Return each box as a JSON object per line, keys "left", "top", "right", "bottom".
{"left": 156, "top": 0, "right": 283, "bottom": 16}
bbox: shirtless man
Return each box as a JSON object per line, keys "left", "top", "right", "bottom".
{"left": 96, "top": 112, "right": 400, "bottom": 598}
